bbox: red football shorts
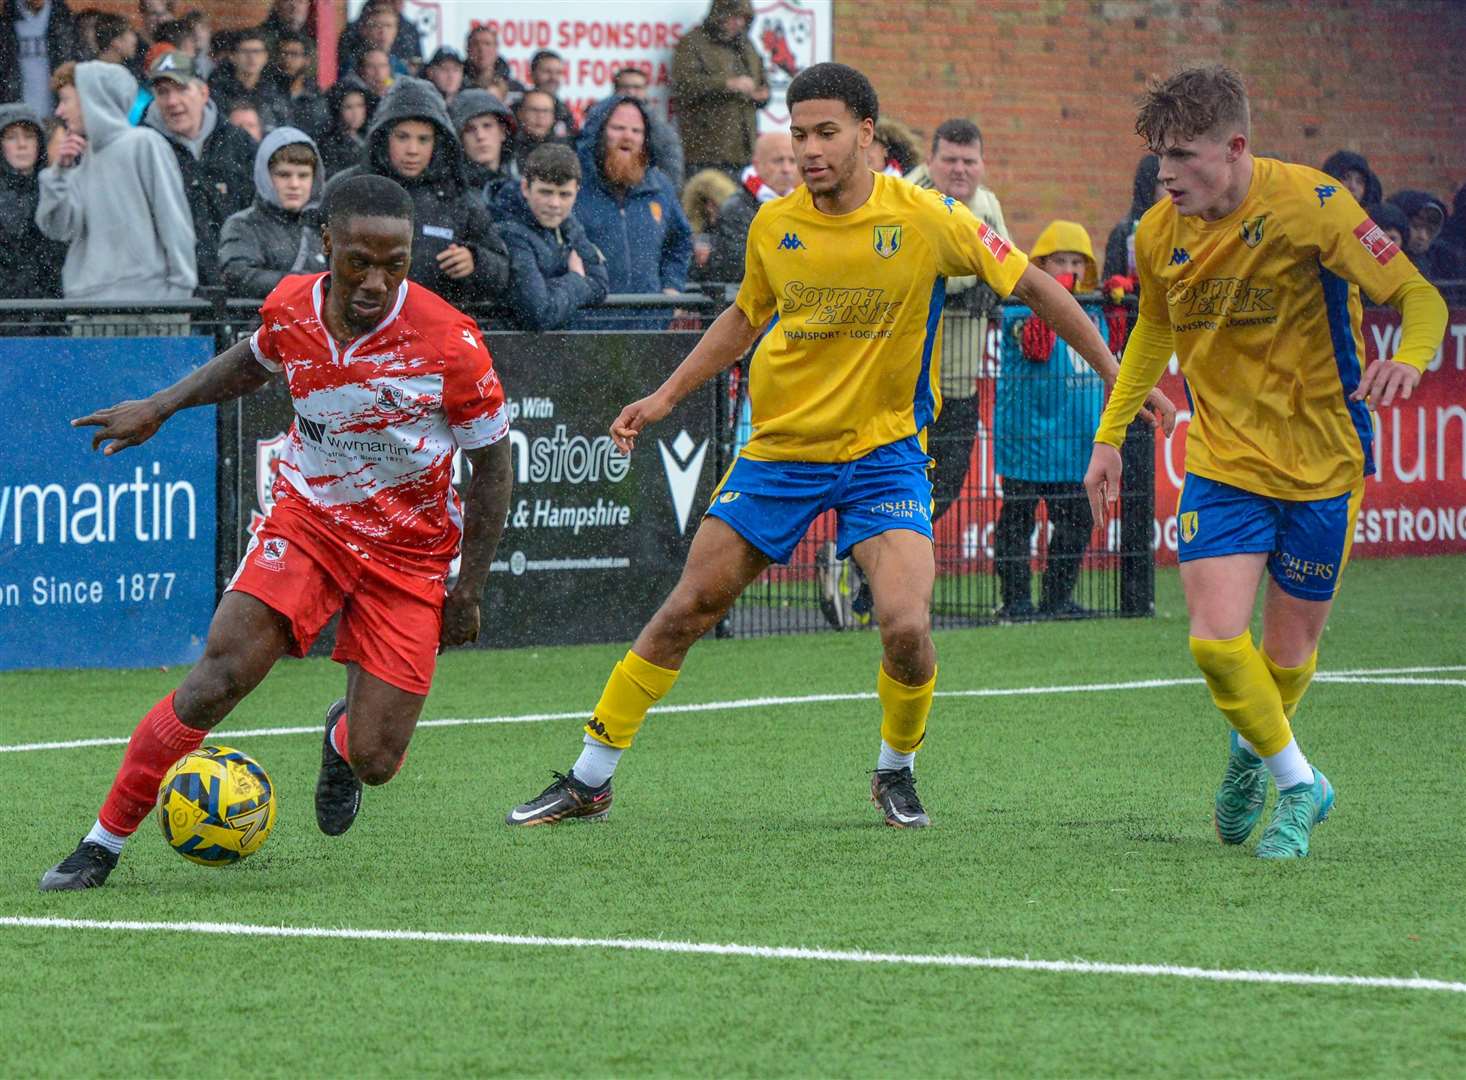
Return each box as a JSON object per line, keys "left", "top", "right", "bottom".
{"left": 227, "top": 500, "right": 445, "bottom": 695}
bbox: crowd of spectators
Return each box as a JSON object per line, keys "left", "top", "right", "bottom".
{"left": 1, "top": 0, "right": 1461, "bottom": 334}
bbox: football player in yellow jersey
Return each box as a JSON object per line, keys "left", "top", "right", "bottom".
{"left": 1085, "top": 67, "right": 1448, "bottom": 858}
{"left": 503, "top": 62, "right": 1173, "bottom": 829}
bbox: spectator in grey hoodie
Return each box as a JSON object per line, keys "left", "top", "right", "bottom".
{"left": 35, "top": 60, "right": 196, "bottom": 303}
{"left": 217, "top": 126, "right": 326, "bottom": 298}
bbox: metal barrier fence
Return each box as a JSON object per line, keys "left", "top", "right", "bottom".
{"left": 722, "top": 297, "right": 1154, "bottom": 636}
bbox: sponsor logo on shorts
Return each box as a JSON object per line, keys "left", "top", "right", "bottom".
{"left": 1276, "top": 551, "right": 1336, "bottom": 583}
{"left": 717, "top": 491, "right": 741, "bottom": 504}
{"left": 1353, "top": 219, "right": 1399, "bottom": 265}
{"left": 869, "top": 498, "right": 930, "bottom": 522}
{"left": 1180, "top": 511, "right": 1199, "bottom": 543}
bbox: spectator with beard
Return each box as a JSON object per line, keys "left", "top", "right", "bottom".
{"left": 492, "top": 143, "right": 608, "bottom": 331}
{"left": 327, "top": 76, "right": 509, "bottom": 305}
{"left": 0, "top": 103, "right": 67, "bottom": 310}
{"left": 528, "top": 49, "right": 577, "bottom": 138}
{"left": 1321, "top": 150, "right": 1383, "bottom": 208}
{"left": 450, "top": 87, "right": 516, "bottom": 196}
{"left": 463, "top": 23, "right": 521, "bottom": 100}
{"left": 423, "top": 46, "right": 464, "bottom": 107}
{"left": 867, "top": 117, "right": 923, "bottom": 177}
{"left": 701, "top": 130, "right": 797, "bottom": 283}
{"left": 316, "top": 74, "right": 374, "bottom": 177}
{"left": 671, "top": 0, "right": 767, "bottom": 179}
{"left": 3, "top": 0, "right": 83, "bottom": 116}
{"left": 143, "top": 49, "right": 256, "bottom": 288}
{"left": 609, "top": 66, "right": 682, "bottom": 187}
{"left": 1103, "top": 154, "right": 1162, "bottom": 280}
{"left": 512, "top": 88, "right": 567, "bottom": 172}
{"left": 573, "top": 95, "right": 691, "bottom": 296}
{"left": 271, "top": 30, "right": 326, "bottom": 136}
{"left": 210, "top": 27, "right": 289, "bottom": 130}
{"left": 36, "top": 61, "right": 195, "bottom": 304}
{"left": 218, "top": 126, "right": 326, "bottom": 297}
{"left": 355, "top": 46, "right": 393, "bottom": 99}
{"left": 1387, "top": 188, "right": 1454, "bottom": 284}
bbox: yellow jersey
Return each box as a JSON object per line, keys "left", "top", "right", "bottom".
{"left": 733, "top": 172, "right": 1028, "bottom": 462}
{"left": 1127, "top": 157, "right": 1426, "bottom": 499}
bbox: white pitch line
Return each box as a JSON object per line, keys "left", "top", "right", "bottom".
{"left": 3, "top": 665, "right": 1462, "bottom": 756}
{"left": 2, "top": 916, "right": 1461, "bottom": 995}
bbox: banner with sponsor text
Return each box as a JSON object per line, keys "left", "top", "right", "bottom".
{"left": 235, "top": 329, "right": 716, "bottom": 649}
{"left": 1149, "top": 305, "right": 1466, "bottom": 564}
{"left": 0, "top": 337, "right": 217, "bottom": 671}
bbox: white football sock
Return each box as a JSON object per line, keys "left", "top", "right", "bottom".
{"left": 572, "top": 735, "right": 622, "bottom": 788}
{"left": 84, "top": 819, "right": 127, "bottom": 855}
{"left": 877, "top": 740, "right": 915, "bottom": 774}
{"left": 1262, "top": 738, "right": 1314, "bottom": 791}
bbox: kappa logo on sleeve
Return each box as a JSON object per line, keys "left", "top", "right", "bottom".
{"left": 977, "top": 222, "right": 1011, "bottom": 262}
{"left": 1353, "top": 219, "right": 1400, "bottom": 265}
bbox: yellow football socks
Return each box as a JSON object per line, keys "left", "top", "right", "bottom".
{"left": 878, "top": 663, "right": 936, "bottom": 754}
{"left": 584, "top": 650, "right": 681, "bottom": 749}
{"left": 1189, "top": 632, "right": 1292, "bottom": 757}
{"left": 1261, "top": 648, "right": 1317, "bottom": 721}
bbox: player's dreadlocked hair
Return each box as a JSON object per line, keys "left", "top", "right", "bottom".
{"left": 1135, "top": 65, "right": 1250, "bottom": 151}
{"left": 786, "top": 62, "right": 878, "bottom": 124}
{"left": 324, "top": 174, "right": 415, "bottom": 231}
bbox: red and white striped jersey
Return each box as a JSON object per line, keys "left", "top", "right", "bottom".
{"left": 250, "top": 273, "right": 509, "bottom": 576}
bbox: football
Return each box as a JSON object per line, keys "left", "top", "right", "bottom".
{"left": 156, "top": 746, "right": 277, "bottom": 866}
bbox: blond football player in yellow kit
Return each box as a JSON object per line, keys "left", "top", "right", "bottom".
{"left": 505, "top": 63, "right": 1174, "bottom": 829}
{"left": 1086, "top": 67, "right": 1448, "bottom": 858}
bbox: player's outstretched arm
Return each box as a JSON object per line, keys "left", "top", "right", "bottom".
{"left": 70, "top": 338, "right": 274, "bottom": 455}
{"left": 441, "top": 438, "right": 513, "bottom": 650}
{"left": 1010, "top": 264, "right": 1176, "bottom": 435}
{"left": 610, "top": 303, "right": 762, "bottom": 452}
{"left": 1352, "top": 277, "right": 1448, "bottom": 410}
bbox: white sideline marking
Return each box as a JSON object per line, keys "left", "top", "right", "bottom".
{"left": 2, "top": 916, "right": 1462, "bottom": 995}
{"left": 2, "top": 664, "right": 1463, "bottom": 756}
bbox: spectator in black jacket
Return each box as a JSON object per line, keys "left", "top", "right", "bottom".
{"left": 463, "top": 23, "right": 521, "bottom": 100}
{"left": 256, "top": 0, "right": 313, "bottom": 51}
{"left": 493, "top": 143, "right": 607, "bottom": 331}
{"left": 1103, "top": 154, "right": 1162, "bottom": 280}
{"left": 326, "top": 76, "right": 509, "bottom": 306}
{"left": 209, "top": 26, "right": 290, "bottom": 131}
{"left": 0, "top": 102, "right": 66, "bottom": 306}
{"left": 450, "top": 88, "right": 516, "bottom": 196}
{"left": 512, "top": 89, "right": 569, "bottom": 173}
{"left": 271, "top": 29, "right": 326, "bottom": 136}
{"left": 218, "top": 125, "right": 325, "bottom": 297}
{"left": 142, "top": 49, "right": 257, "bottom": 288}
{"left": 1387, "top": 189, "right": 1455, "bottom": 284}
{"left": 529, "top": 49, "right": 578, "bottom": 138}
{"left": 703, "top": 129, "right": 796, "bottom": 283}
{"left": 422, "top": 46, "right": 464, "bottom": 107}
{"left": 3, "top": 0, "right": 83, "bottom": 115}
{"left": 316, "top": 74, "right": 374, "bottom": 177}
{"left": 338, "top": 0, "right": 420, "bottom": 80}
{"left": 1321, "top": 150, "right": 1383, "bottom": 208}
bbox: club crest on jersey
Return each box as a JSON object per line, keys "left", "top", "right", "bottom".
{"left": 873, "top": 225, "right": 902, "bottom": 258}
{"left": 1180, "top": 511, "right": 1199, "bottom": 543}
{"left": 1239, "top": 215, "right": 1266, "bottom": 248}
{"left": 376, "top": 384, "right": 402, "bottom": 409}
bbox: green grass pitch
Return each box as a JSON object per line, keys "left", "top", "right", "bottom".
{"left": 2, "top": 557, "right": 1463, "bottom": 1077}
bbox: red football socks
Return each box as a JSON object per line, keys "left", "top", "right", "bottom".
{"left": 97, "top": 692, "right": 207, "bottom": 836}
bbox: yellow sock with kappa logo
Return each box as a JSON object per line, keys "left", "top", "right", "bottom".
{"left": 1188, "top": 632, "right": 1293, "bottom": 757}
{"left": 1261, "top": 648, "right": 1317, "bottom": 721}
{"left": 878, "top": 663, "right": 936, "bottom": 755}
{"left": 584, "top": 650, "right": 680, "bottom": 749}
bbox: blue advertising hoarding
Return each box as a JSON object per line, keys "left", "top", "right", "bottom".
{"left": 0, "top": 337, "right": 217, "bottom": 670}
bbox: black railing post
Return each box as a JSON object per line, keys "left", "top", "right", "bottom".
{"left": 1118, "top": 417, "right": 1155, "bottom": 616}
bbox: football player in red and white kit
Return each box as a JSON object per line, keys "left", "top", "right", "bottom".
{"left": 41, "top": 175, "right": 514, "bottom": 890}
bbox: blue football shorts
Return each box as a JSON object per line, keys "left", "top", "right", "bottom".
{"left": 1176, "top": 473, "right": 1366, "bottom": 601}
{"left": 705, "top": 437, "right": 934, "bottom": 564}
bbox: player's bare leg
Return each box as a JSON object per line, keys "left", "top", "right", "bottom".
{"left": 506, "top": 517, "right": 770, "bottom": 825}
{"left": 40, "top": 593, "right": 294, "bottom": 890}
{"left": 1183, "top": 555, "right": 1334, "bottom": 854}
{"left": 316, "top": 664, "right": 428, "bottom": 836}
{"left": 851, "top": 529, "right": 937, "bottom": 827}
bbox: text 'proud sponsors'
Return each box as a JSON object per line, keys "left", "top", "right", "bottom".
{"left": 1149, "top": 307, "right": 1466, "bottom": 562}
{"left": 0, "top": 337, "right": 217, "bottom": 671}
{"left": 372, "top": 0, "right": 830, "bottom": 129}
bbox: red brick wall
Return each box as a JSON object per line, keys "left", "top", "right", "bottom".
{"left": 834, "top": 0, "right": 1466, "bottom": 252}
